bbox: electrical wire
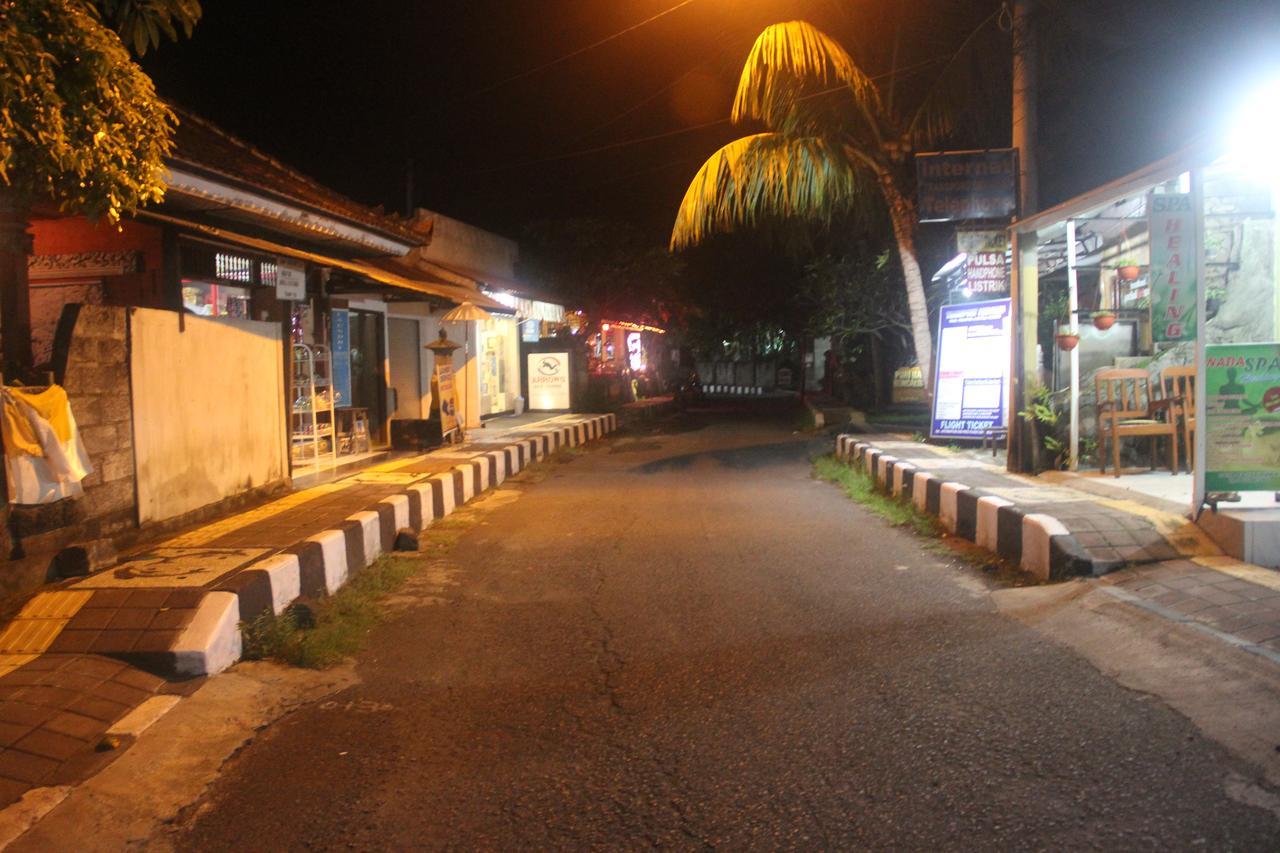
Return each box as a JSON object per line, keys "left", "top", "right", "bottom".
{"left": 463, "top": 53, "right": 952, "bottom": 178}
{"left": 456, "top": 0, "right": 702, "bottom": 100}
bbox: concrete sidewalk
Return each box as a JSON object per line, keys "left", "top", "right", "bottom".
{"left": 835, "top": 434, "right": 1280, "bottom": 664}
{"left": 0, "top": 413, "right": 616, "bottom": 809}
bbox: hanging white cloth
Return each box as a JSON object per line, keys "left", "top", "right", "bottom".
{"left": 0, "top": 386, "right": 94, "bottom": 505}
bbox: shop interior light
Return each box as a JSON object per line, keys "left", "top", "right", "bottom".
{"left": 1228, "top": 76, "right": 1280, "bottom": 180}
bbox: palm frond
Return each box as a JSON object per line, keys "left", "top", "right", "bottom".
{"left": 670, "top": 133, "right": 870, "bottom": 251}
{"left": 731, "top": 21, "right": 884, "bottom": 143}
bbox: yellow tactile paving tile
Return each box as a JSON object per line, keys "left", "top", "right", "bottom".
{"left": 0, "top": 654, "right": 37, "bottom": 679}
{"left": 1191, "top": 555, "right": 1280, "bottom": 593}
{"left": 18, "top": 590, "right": 93, "bottom": 619}
{"left": 1094, "top": 498, "right": 1224, "bottom": 557}
{"left": 0, "top": 591, "right": 93, "bottom": 654}
{"left": 165, "top": 482, "right": 350, "bottom": 547}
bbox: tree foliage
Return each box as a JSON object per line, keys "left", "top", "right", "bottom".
{"left": 0, "top": 0, "right": 199, "bottom": 222}
{"left": 670, "top": 19, "right": 1006, "bottom": 391}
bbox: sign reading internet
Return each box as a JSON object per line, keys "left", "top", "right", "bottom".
{"left": 528, "top": 352, "right": 570, "bottom": 410}
{"left": 916, "top": 150, "right": 1018, "bottom": 222}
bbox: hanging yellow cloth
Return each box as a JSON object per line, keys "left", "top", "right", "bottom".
{"left": 2, "top": 386, "right": 73, "bottom": 457}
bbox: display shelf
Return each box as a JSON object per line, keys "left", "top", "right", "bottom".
{"left": 291, "top": 343, "right": 337, "bottom": 467}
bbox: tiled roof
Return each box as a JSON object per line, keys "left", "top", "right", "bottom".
{"left": 166, "top": 107, "right": 422, "bottom": 246}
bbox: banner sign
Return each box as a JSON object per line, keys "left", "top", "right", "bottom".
{"left": 330, "top": 308, "right": 352, "bottom": 407}
{"left": 930, "top": 298, "right": 1012, "bottom": 439}
{"left": 1205, "top": 343, "right": 1280, "bottom": 492}
{"left": 966, "top": 250, "right": 1010, "bottom": 296}
{"left": 433, "top": 360, "right": 460, "bottom": 438}
{"left": 955, "top": 228, "right": 1007, "bottom": 256}
{"left": 1149, "top": 193, "right": 1196, "bottom": 342}
{"left": 916, "top": 150, "right": 1018, "bottom": 222}
{"left": 527, "top": 352, "right": 570, "bottom": 410}
{"left": 275, "top": 257, "right": 306, "bottom": 301}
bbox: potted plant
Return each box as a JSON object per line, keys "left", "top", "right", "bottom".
{"left": 1114, "top": 258, "right": 1141, "bottom": 281}
{"left": 1092, "top": 309, "right": 1116, "bottom": 331}
{"left": 1055, "top": 323, "right": 1079, "bottom": 351}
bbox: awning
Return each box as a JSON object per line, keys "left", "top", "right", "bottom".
{"left": 138, "top": 211, "right": 506, "bottom": 310}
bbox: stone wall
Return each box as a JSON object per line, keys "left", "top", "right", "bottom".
{"left": 59, "top": 304, "right": 136, "bottom": 537}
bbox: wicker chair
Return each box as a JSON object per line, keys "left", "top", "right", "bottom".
{"left": 1161, "top": 365, "right": 1196, "bottom": 472}
{"left": 1095, "top": 368, "right": 1179, "bottom": 476}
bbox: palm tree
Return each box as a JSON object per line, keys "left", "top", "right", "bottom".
{"left": 670, "top": 20, "right": 981, "bottom": 393}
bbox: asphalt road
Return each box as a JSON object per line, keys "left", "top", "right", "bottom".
{"left": 170, "top": 400, "right": 1279, "bottom": 850}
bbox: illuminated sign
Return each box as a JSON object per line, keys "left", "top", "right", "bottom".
{"left": 626, "top": 332, "right": 643, "bottom": 371}
{"left": 528, "top": 352, "right": 570, "bottom": 410}
{"left": 930, "top": 299, "right": 1012, "bottom": 439}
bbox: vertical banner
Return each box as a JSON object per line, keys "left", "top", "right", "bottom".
{"left": 433, "top": 360, "right": 459, "bottom": 439}
{"left": 1205, "top": 343, "right": 1280, "bottom": 492}
{"left": 930, "top": 298, "right": 1013, "bottom": 439}
{"left": 330, "top": 308, "right": 352, "bottom": 407}
{"left": 1149, "top": 193, "right": 1196, "bottom": 342}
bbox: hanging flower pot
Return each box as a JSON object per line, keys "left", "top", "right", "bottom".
{"left": 1055, "top": 326, "right": 1080, "bottom": 351}
{"left": 1116, "top": 261, "right": 1141, "bottom": 281}
{"left": 1092, "top": 310, "right": 1116, "bottom": 331}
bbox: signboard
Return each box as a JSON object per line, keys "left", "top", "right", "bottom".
{"left": 916, "top": 150, "right": 1018, "bottom": 222}
{"left": 330, "top": 309, "right": 352, "bottom": 407}
{"left": 955, "top": 228, "right": 1007, "bottom": 256}
{"left": 930, "top": 298, "right": 1012, "bottom": 439}
{"left": 275, "top": 257, "right": 306, "bottom": 301}
{"left": 433, "top": 360, "right": 460, "bottom": 439}
{"left": 966, "top": 250, "right": 1010, "bottom": 296}
{"left": 1205, "top": 343, "right": 1280, "bottom": 492}
{"left": 892, "top": 366, "right": 926, "bottom": 404}
{"left": 1149, "top": 193, "right": 1196, "bottom": 342}
{"left": 528, "top": 352, "right": 571, "bottom": 410}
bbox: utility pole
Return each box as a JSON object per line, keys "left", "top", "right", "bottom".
{"left": 1008, "top": 0, "right": 1039, "bottom": 472}
{"left": 1011, "top": 0, "right": 1038, "bottom": 216}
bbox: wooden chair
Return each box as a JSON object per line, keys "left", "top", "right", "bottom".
{"left": 1095, "top": 368, "right": 1179, "bottom": 477}
{"left": 1161, "top": 365, "right": 1196, "bottom": 473}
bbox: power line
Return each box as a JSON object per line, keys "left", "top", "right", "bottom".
{"left": 464, "top": 53, "right": 952, "bottom": 178}
{"left": 457, "top": 0, "right": 702, "bottom": 101}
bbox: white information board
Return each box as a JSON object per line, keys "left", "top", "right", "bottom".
{"left": 930, "top": 298, "right": 1012, "bottom": 439}
{"left": 527, "top": 352, "right": 570, "bottom": 410}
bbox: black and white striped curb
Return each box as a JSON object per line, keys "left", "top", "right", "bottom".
{"left": 835, "top": 434, "right": 1095, "bottom": 582}
{"left": 186, "top": 415, "right": 618, "bottom": 675}
{"left": 702, "top": 384, "right": 766, "bottom": 396}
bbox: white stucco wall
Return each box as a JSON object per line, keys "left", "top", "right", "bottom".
{"left": 130, "top": 308, "right": 287, "bottom": 524}
{"left": 415, "top": 209, "right": 517, "bottom": 281}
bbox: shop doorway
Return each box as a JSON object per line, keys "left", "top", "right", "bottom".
{"left": 349, "top": 309, "right": 387, "bottom": 444}
{"left": 387, "top": 317, "right": 422, "bottom": 420}
{"left": 480, "top": 331, "right": 506, "bottom": 415}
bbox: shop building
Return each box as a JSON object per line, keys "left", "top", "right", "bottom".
{"left": 7, "top": 109, "right": 504, "bottom": 586}
{"left": 1006, "top": 125, "right": 1280, "bottom": 566}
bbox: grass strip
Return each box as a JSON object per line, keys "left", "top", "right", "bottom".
{"left": 812, "top": 453, "right": 938, "bottom": 536}
{"left": 242, "top": 553, "right": 420, "bottom": 668}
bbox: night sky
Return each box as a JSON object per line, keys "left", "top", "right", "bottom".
{"left": 140, "top": 0, "right": 1280, "bottom": 245}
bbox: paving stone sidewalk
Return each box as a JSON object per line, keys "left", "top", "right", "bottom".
{"left": 0, "top": 413, "right": 617, "bottom": 809}
{"left": 838, "top": 434, "right": 1280, "bottom": 664}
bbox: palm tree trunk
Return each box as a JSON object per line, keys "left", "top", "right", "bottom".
{"left": 879, "top": 176, "right": 933, "bottom": 395}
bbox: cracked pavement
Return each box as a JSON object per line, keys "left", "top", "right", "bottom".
{"left": 163, "top": 401, "right": 1280, "bottom": 850}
